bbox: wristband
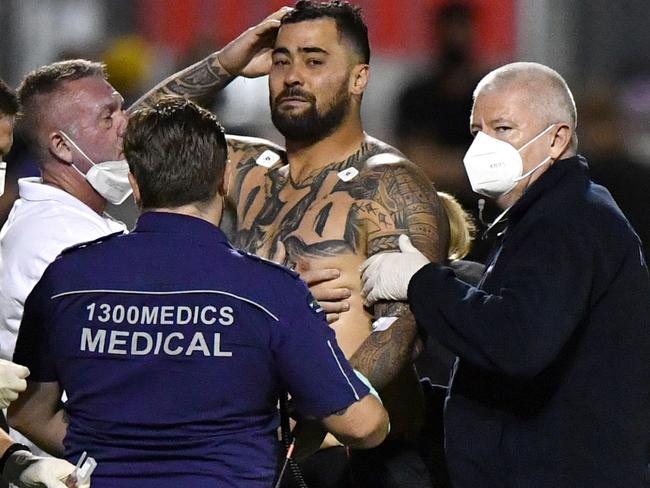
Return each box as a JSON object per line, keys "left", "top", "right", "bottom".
{"left": 0, "top": 443, "right": 30, "bottom": 475}
{"left": 352, "top": 369, "right": 381, "bottom": 404}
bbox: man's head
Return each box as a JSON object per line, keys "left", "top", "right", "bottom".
{"left": 270, "top": 1, "right": 370, "bottom": 143}
{"left": 17, "top": 60, "right": 127, "bottom": 173}
{"left": 468, "top": 62, "right": 576, "bottom": 208}
{"left": 124, "top": 97, "right": 227, "bottom": 213}
{"left": 0, "top": 79, "right": 19, "bottom": 160}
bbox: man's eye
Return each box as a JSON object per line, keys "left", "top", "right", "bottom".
{"left": 307, "top": 59, "right": 322, "bottom": 66}
{"left": 273, "top": 59, "right": 289, "bottom": 66}
{"left": 495, "top": 126, "right": 511, "bottom": 133}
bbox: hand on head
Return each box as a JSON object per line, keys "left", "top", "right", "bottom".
{"left": 218, "top": 7, "right": 293, "bottom": 78}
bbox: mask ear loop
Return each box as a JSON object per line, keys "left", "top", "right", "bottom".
{"left": 59, "top": 130, "right": 97, "bottom": 175}
{"left": 516, "top": 124, "right": 556, "bottom": 153}
{"left": 513, "top": 156, "right": 552, "bottom": 182}
{"left": 512, "top": 124, "right": 556, "bottom": 182}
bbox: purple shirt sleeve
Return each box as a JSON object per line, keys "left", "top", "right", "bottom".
{"left": 271, "top": 280, "right": 369, "bottom": 419}
{"left": 14, "top": 270, "right": 57, "bottom": 381}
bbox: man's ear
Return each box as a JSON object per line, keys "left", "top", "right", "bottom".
{"left": 128, "top": 172, "right": 142, "bottom": 208}
{"left": 49, "top": 132, "right": 73, "bottom": 163}
{"left": 550, "top": 123, "right": 572, "bottom": 159}
{"left": 350, "top": 64, "right": 369, "bottom": 96}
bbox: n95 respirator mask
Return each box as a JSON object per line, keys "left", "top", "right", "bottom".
{"left": 60, "top": 131, "right": 133, "bottom": 205}
{"left": 463, "top": 125, "right": 554, "bottom": 199}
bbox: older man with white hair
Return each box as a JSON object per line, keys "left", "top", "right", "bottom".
{"left": 361, "top": 62, "right": 650, "bottom": 487}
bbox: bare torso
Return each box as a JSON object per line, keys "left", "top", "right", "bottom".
{"left": 227, "top": 134, "right": 449, "bottom": 439}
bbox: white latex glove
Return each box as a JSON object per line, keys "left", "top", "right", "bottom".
{"left": 360, "top": 235, "right": 430, "bottom": 306}
{"left": 3, "top": 451, "right": 89, "bottom": 488}
{"left": 0, "top": 359, "right": 29, "bottom": 408}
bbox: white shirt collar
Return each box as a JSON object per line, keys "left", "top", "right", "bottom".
{"left": 18, "top": 177, "right": 102, "bottom": 215}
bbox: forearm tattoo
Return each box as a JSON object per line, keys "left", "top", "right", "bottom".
{"left": 374, "top": 302, "right": 410, "bottom": 318}
{"left": 129, "top": 52, "right": 234, "bottom": 112}
{"left": 349, "top": 313, "right": 418, "bottom": 391}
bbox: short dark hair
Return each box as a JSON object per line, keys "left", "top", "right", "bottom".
{"left": 17, "top": 60, "right": 106, "bottom": 153}
{"left": 283, "top": 1, "right": 370, "bottom": 63}
{"left": 0, "top": 79, "right": 19, "bottom": 117}
{"left": 124, "top": 97, "right": 228, "bottom": 210}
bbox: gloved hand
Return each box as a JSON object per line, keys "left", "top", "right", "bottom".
{"left": 360, "top": 235, "right": 430, "bottom": 306}
{"left": 0, "top": 359, "right": 29, "bottom": 408}
{"left": 2, "top": 450, "right": 89, "bottom": 488}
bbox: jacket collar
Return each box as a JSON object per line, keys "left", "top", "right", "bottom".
{"left": 133, "top": 211, "right": 230, "bottom": 244}
{"left": 506, "top": 155, "right": 587, "bottom": 225}
{"left": 480, "top": 155, "right": 588, "bottom": 240}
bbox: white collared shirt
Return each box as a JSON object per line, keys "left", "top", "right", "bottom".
{"left": 0, "top": 177, "right": 126, "bottom": 360}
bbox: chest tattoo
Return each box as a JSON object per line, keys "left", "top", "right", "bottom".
{"left": 232, "top": 143, "right": 391, "bottom": 265}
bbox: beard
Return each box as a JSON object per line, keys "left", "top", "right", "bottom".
{"left": 271, "top": 84, "right": 350, "bottom": 143}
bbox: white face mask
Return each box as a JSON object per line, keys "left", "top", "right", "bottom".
{"left": 0, "top": 161, "right": 6, "bottom": 197}
{"left": 463, "top": 124, "right": 555, "bottom": 199}
{"left": 60, "top": 131, "right": 133, "bottom": 205}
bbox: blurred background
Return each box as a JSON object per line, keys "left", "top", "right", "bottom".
{"left": 1, "top": 0, "right": 649, "bottom": 262}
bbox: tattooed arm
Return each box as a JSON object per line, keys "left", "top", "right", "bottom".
{"left": 128, "top": 53, "right": 234, "bottom": 112}
{"left": 349, "top": 154, "right": 449, "bottom": 389}
{"left": 348, "top": 313, "right": 419, "bottom": 391}
{"left": 128, "top": 7, "right": 290, "bottom": 113}
{"left": 293, "top": 155, "right": 447, "bottom": 452}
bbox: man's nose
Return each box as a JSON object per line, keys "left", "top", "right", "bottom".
{"left": 284, "top": 64, "right": 304, "bottom": 86}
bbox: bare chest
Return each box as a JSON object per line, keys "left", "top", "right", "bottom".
{"left": 233, "top": 165, "right": 368, "bottom": 264}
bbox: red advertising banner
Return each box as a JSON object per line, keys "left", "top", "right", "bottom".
{"left": 138, "top": 0, "right": 515, "bottom": 61}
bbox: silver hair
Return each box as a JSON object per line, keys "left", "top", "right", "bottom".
{"left": 473, "top": 62, "right": 578, "bottom": 152}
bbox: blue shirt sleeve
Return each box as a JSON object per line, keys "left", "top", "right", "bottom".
{"left": 271, "top": 279, "right": 369, "bottom": 419}
{"left": 13, "top": 269, "right": 57, "bottom": 382}
{"left": 407, "top": 215, "right": 598, "bottom": 379}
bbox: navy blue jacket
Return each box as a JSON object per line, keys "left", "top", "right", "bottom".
{"left": 15, "top": 212, "right": 368, "bottom": 488}
{"left": 408, "top": 156, "right": 650, "bottom": 487}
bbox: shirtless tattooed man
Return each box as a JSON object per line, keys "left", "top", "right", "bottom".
{"left": 135, "top": 2, "right": 449, "bottom": 486}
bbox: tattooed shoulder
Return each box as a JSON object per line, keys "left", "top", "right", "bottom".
{"left": 353, "top": 143, "right": 449, "bottom": 263}
{"left": 227, "top": 135, "right": 286, "bottom": 167}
